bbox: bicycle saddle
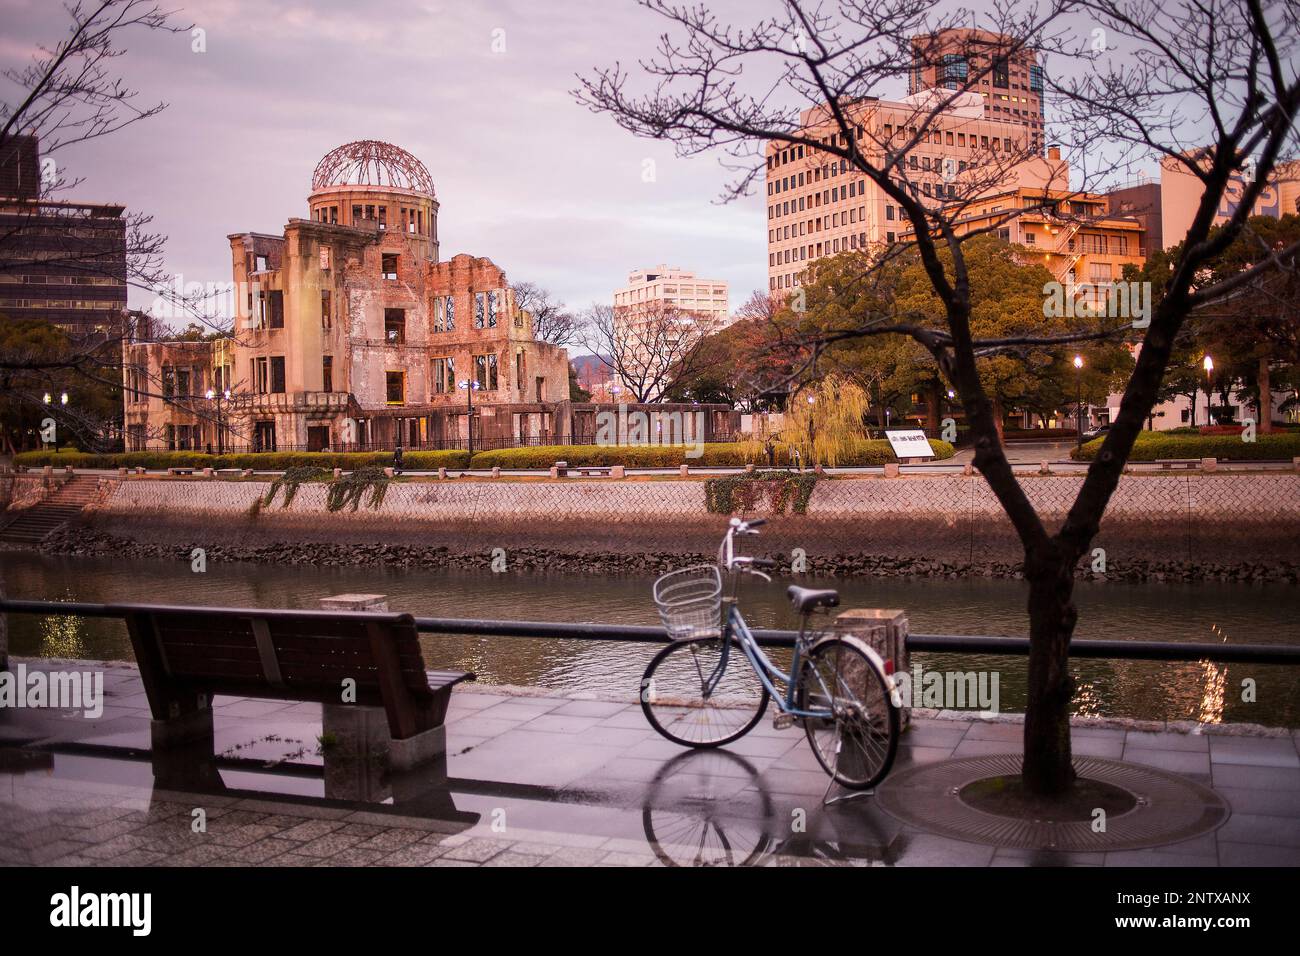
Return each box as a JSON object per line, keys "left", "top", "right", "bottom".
{"left": 787, "top": 585, "right": 840, "bottom": 613}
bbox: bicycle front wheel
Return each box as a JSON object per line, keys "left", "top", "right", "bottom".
{"left": 640, "top": 637, "right": 769, "bottom": 748}
{"left": 797, "top": 638, "right": 899, "bottom": 789}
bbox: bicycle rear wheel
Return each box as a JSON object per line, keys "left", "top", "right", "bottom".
{"left": 641, "top": 637, "right": 769, "bottom": 748}
{"left": 797, "top": 637, "right": 898, "bottom": 789}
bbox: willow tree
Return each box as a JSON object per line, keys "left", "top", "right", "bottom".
{"left": 785, "top": 374, "right": 871, "bottom": 466}
{"left": 577, "top": 0, "right": 1300, "bottom": 795}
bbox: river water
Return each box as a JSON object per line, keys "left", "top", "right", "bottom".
{"left": 3, "top": 552, "right": 1297, "bottom": 726}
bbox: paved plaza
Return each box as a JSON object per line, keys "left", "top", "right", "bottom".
{"left": 1, "top": 660, "right": 1297, "bottom": 867}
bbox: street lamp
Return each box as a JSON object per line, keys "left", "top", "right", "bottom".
{"left": 1202, "top": 354, "right": 1214, "bottom": 427}
{"left": 1073, "top": 354, "right": 1085, "bottom": 448}
{"left": 458, "top": 378, "right": 481, "bottom": 454}
{"left": 205, "top": 387, "right": 232, "bottom": 454}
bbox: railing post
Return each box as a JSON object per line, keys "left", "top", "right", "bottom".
{"left": 318, "top": 593, "right": 392, "bottom": 800}
{"left": 833, "top": 608, "right": 910, "bottom": 730}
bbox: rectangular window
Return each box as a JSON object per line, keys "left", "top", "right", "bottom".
{"left": 445, "top": 295, "right": 455, "bottom": 330}
{"left": 1029, "top": 65, "right": 1044, "bottom": 92}
{"left": 474, "top": 292, "right": 486, "bottom": 328}
{"left": 487, "top": 290, "right": 498, "bottom": 328}
{"left": 433, "top": 296, "right": 445, "bottom": 332}
{"left": 386, "top": 370, "right": 405, "bottom": 404}
{"left": 270, "top": 356, "right": 286, "bottom": 393}
{"left": 432, "top": 357, "right": 454, "bottom": 393}
{"left": 352, "top": 204, "right": 362, "bottom": 222}
{"left": 385, "top": 308, "right": 406, "bottom": 344}
{"left": 322, "top": 355, "right": 333, "bottom": 393}
{"left": 268, "top": 290, "right": 284, "bottom": 329}
{"left": 474, "top": 353, "right": 498, "bottom": 390}
{"left": 321, "top": 289, "right": 331, "bottom": 329}
{"left": 381, "top": 253, "right": 398, "bottom": 280}
{"left": 993, "top": 59, "right": 1009, "bottom": 88}
{"left": 162, "top": 366, "right": 176, "bottom": 400}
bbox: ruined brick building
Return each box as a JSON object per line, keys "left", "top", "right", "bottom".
{"left": 124, "top": 140, "right": 572, "bottom": 451}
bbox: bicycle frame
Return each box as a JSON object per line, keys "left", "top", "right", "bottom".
{"left": 696, "top": 598, "right": 835, "bottom": 720}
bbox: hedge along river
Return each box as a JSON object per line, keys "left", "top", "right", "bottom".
{"left": 3, "top": 551, "right": 1298, "bottom": 727}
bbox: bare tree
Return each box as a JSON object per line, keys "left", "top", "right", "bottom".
{"left": 577, "top": 0, "right": 1300, "bottom": 796}
{"left": 511, "top": 281, "right": 578, "bottom": 347}
{"left": 578, "top": 301, "right": 722, "bottom": 403}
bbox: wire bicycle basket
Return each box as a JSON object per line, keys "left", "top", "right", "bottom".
{"left": 652, "top": 564, "right": 723, "bottom": 641}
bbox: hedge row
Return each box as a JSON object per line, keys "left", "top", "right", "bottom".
{"left": 1072, "top": 431, "right": 1300, "bottom": 462}
{"left": 13, "top": 449, "right": 471, "bottom": 470}
{"left": 14, "top": 438, "right": 955, "bottom": 472}
{"left": 467, "top": 439, "right": 955, "bottom": 469}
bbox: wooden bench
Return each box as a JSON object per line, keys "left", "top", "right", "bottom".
{"left": 165, "top": 467, "right": 194, "bottom": 476}
{"left": 122, "top": 605, "right": 474, "bottom": 769}
{"left": 1154, "top": 458, "right": 1200, "bottom": 470}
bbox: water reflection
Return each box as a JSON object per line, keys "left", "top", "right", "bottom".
{"left": 640, "top": 749, "right": 897, "bottom": 867}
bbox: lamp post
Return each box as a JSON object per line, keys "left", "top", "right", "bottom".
{"left": 1073, "top": 354, "right": 1085, "bottom": 448}
{"left": 1202, "top": 354, "right": 1214, "bottom": 427}
{"left": 205, "top": 388, "right": 231, "bottom": 454}
{"left": 458, "top": 378, "right": 481, "bottom": 454}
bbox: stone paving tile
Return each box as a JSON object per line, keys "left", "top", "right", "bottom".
{"left": 277, "top": 819, "right": 347, "bottom": 842}
{"left": 515, "top": 714, "right": 604, "bottom": 735}
{"left": 1218, "top": 842, "right": 1300, "bottom": 866}
{"left": 1121, "top": 748, "right": 1211, "bottom": 775}
{"left": 440, "top": 837, "right": 512, "bottom": 863}
{"left": 377, "top": 842, "right": 453, "bottom": 866}
{"left": 1208, "top": 736, "right": 1300, "bottom": 768}
{"left": 294, "top": 832, "right": 369, "bottom": 858}
{"left": 474, "top": 700, "right": 566, "bottom": 722}
{"left": 1211, "top": 764, "right": 1300, "bottom": 791}
{"left": 1215, "top": 786, "right": 1300, "bottom": 818}
{"left": 1217, "top": 813, "right": 1300, "bottom": 848}
{"left": 1127, "top": 730, "right": 1209, "bottom": 752}
{"left": 549, "top": 700, "right": 627, "bottom": 718}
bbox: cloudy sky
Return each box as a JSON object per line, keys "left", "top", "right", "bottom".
{"left": 2, "top": 0, "right": 799, "bottom": 323}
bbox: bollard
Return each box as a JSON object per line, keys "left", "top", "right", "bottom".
{"left": 201, "top": 467, "right": 214, "bottom": 478}
{"left": 832, "top": 608, "right": 910, "bottom": 731}
{"left": 883, "top": 463, "right": 900, "bottom": 478}
{"left": 610, "top": 464, "right": 625, "bottom": 479}
{"left": 492, "top": 466, "right": 501, "bottom": 478}
{"left": 383, "top": 467, "right": 394, "bottom": 478}
{"left": 962, "top": 462, "right": 974, "bottom": 477}
{"left": 1038, "top": 461, "right": 1051, "bottom": 475}
{"left": 118, "top": 467, "right": 128, "bottom": 477}
{"left": 333, "top": 468, "right": 342, "bottom": 478}
{"left": 1201, "top": 457, "right": 1217, "bottom": 472}
{"left": 438, "top": 467, "right": 447, "bottom": 480}
{"left": 745, "top": 463, "right": 755, "bottom": 474}
{"left": 680, "top": 464, "right": 690, "bottom": 477}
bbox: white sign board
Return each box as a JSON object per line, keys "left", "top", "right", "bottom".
{"left": 885, "top": 429, "right": 934, "bottom": 460}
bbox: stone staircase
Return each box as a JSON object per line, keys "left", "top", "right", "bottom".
{"left": 0, "top": 475, "right": 100, "bottom": 545}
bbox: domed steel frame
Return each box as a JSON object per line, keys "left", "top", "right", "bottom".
{"left": 311, "top": 140, "right": 435, "bottom": 197}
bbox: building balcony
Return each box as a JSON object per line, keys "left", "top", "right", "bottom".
{"left": 227, "top": 391, "right": 353, "bottom": 413}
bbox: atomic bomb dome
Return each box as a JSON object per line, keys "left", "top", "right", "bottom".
{"left": 310, "top": 140, "right": 435, "bottom": 197}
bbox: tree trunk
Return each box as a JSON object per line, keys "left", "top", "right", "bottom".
{"left": 927, "top": 380, "right": 942, "bottom": 435}
{"left": 1022, "top": 546, "right": 1078, "bottom": 795}
{"left": 991, "top": 397, "right": 1005, "bottom": 441}
{"left": 1259, "top": 357, "right": 1273, "bottom": 434}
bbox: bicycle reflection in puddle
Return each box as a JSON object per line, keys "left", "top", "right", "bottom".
{"left": 640, "top": 749, "right": 900, "bottom": 867}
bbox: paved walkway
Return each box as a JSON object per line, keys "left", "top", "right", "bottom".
{"left": 1, "top": 660, "right": 1297, "bottom": 867}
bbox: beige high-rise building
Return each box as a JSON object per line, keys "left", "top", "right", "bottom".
{"left": 765, "top": 91, "right": 1043, "bottom": 291}
{"left": 608, "top": 266, "right": 730, "bottom": 400}
{"left": 909, "top": 28, "right": 1045, "bottom": 146}
{"left": 613, "top": 265, "right": 729, "bottom": 324}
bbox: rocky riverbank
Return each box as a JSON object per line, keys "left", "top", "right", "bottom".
{"left": 32, "top": 526, "right": 1300, "bottom": 584}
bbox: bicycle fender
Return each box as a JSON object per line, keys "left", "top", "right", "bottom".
{"left": 813, "top": 635, "right": 904, "bottom": 710}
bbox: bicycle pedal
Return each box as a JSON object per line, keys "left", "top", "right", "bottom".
{"left": 773, "top": 714, "right": 795, "bottom": 730}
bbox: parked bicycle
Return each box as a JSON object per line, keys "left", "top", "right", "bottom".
{"left": 642, "top": 518, "right": 901, "bottom": 790}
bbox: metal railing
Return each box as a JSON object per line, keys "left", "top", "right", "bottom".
{"left": 1, "top": 599, "right": 1297, "bottom": 665}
